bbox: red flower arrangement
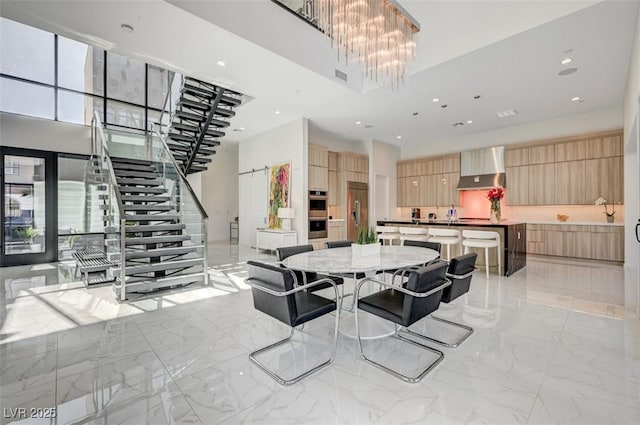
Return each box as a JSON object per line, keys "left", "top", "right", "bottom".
{"left": 487, "top": 187, "right": 504, "bottom": 222}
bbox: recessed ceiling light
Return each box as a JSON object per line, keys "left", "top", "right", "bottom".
{"left": 560, "top": 58, "right": 573, "bottom": 65}
{"left": 216, "top": 61, "right": 226, "bottom": 67}
{"left": 467, "top": 120, "right": 473, "bottom": 124}
{"left": 356, "top": 121, "right": 361, "bottom": 125}
{"left": 571, "top": 96, "right": 581, "bottom": 102}
{"left": 275, "top": 110, "right": 280, "bottom": 114}
{"left": 397, "top": 135, "right": 402, "bottom": 139}
{"left": 120, "top": 24, "right": 134, "bottom": 33}
{"left": 558, "top": 67, "right": 578, "bottom": 76}
{"left": 432, "top": 98, "right": 440, "bottom": 102}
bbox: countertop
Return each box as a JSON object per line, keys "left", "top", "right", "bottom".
{"left": 524, "top": 221, "right": 624, "bottom": 226}
{"left": 378, "top": 219, "right": 624, "bottom": 227}
{"left": 328, "top": 219, "right": 345, "bottom": 223}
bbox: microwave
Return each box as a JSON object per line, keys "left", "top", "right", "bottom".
{"left": 309, "top": 190, "right": 327, "bottom": 218}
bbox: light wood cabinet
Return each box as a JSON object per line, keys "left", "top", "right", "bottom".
{"left": 590, "top": 226, "right": 624, "bottom": 262}
{"left": 328, "top": 221, "right": 346, "bottom": 241}
{"left": 586, "top": 135, "right": 622, "bottom": 159}
{"left": 309, "top": 144, "right": 329, "bottom": 167}
{"left": 554, "top": 161, "right": 586, "bottom": 204}
{"left": 565, "top": 230, "right": 591, "bottom": 258}
{"left": 328, "top": 152, "right": 338, "bottom": 171}
{"left": 543, "top": 228, "right": 565, "bottom": 256}
{"left": 399, "top": 176, "right": 420, "bottom": 207}
{"left": 419, "top": 175, "right": 438, "bottom": 207}
{"left": 506, "top": 166, "right": 529, "bottom": 205}
{"left": 529, "top": 145, "right": 555, "bottom": 164}
{"left": 585, "top": 157, "right": 623, "bottom": 204}
{"left": 528, "top": 163, "right": 555, "bottom": 205}
{"left": 505, "top": 147, "right": 529, "bottom": 167}
{"left": 555, "top": 140, "right": 586, "bottom": 162}
{"left": 442, "top": 154, "right": 460, "bottom": 173}
{"left": 344, "top": 170, "right": 368, "bottom": 184}
{"left": 343, "top": 153, "right": 368, "bottom": 174}
{"left": 309, "top": 165, "right": 328, "bottom": 190}
{"left": 328, "top": 170, "right": 338, "bottom": 205}
{"left": 436, "top": 172, "right": 460, "bottom": 207}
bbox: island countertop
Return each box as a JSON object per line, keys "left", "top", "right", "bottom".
{"left": 377, "top": 219, "right": 525, "bottom": 227}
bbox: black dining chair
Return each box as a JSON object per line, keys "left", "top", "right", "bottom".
{"left": 325, "top": 240, "right": 352, "bottom": 249}
{"left": 389, "top": 240, "right": 442, "bottom": 285}
{"left": 354, "top": 261, "right": 451, "bottom": 383}
{"left": 411, "top": 253, "right": 478, "bottom": 348}
{"left": 245, "top": 260, "right": 340, "bottom": 385}
{"left": 276, "top": 245, "right": 344, "bottom": 293}
{"left": 403, "top": 239, "right": 442, "bottom": 253}
{"left": 323, "top": 240, "right": 367, "bottom": 311}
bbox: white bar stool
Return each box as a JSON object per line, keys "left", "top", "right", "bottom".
{"left": 399, "top": 227, "right": 429, "bottom": 245}
{"left": 462, "top": 230, "right": 501, "bottom": 279}
{"left": 376, "top": 226, "right": 401, "bottom": 245}
{"left": 427, "top": 228, "right": 462, "bottom": 260}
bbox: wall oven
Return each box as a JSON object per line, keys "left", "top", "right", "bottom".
{"left": 309, "top": 190, "right": 328, "bottom": 218}
{"left": 309, "top": 218, "right": 328, "bottom": 239}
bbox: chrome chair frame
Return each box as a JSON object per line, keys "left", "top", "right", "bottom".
{"left": 354, "top": 276, "right": 451, "bottom": 383}
{"left": 246, "top": 271, "right": 341, "bottom": 385}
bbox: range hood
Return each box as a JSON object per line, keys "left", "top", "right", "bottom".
{"left": 457, "top": 146, "right": 506, "bottom": 190}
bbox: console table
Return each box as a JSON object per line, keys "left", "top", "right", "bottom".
{"left": 255, "top": 229, "right": 297, "bottom": 254}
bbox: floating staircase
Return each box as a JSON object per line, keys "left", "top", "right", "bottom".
{"left": 163, "top": 76, "right": 242, "bottom": 175}
{"left": 104, "top": 156, "right": 205, "bottom": 298}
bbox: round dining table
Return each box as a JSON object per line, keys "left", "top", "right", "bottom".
{"left": 282, "top": 245, "right": 440, "bottom": 339}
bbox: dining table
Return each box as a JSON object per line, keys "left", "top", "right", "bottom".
{"left": 282, "top": 245, "right": 440, "bottom": 339}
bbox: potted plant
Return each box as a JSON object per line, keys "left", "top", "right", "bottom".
{"left": 16, "top": 226, "right": 43, "bottom": 252}
{"left": 595, "top": 197, "right": 616, "bottom": 223}
{"left": 352, "top": 226, "right": 380, "bottom": 257}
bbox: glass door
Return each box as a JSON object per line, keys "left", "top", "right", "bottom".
{"left": 1, "top": 148, "right": 57, "bottom": 266}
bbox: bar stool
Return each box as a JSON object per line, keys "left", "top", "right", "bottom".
{"left": 462, "top": 230, "right": 501, "bottom": 279}
{"left": 399, "top": 227, "right": 429, "bottom": 245}
{"left": 376, "top": 226, "right": 401, "bottom": 246}
{"left": 427, "top": 228, "right": 462, "bottom": 261}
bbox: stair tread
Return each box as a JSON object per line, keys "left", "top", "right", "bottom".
{"left": 117, "top": 187, "right": 167, "bottom": 194}
{"left": 167, "top": 138, "right": 220, "bottom": 148}
{"left": 121, "top": 195, "right": 171, "bottom": 203}
{"left": 112, "top": 163, "right": 156, "bottom": 172}
{"left": 124, "top": 213, "right": 180, "bottom": 221}
{"left": 116, "top": 178, "right": 163, "bottom": 186}
{"left": 125, "top": 235, "right": 190, "bottom": 245}
{"left": 174, "top": 111, "right": 230, "bottom": 128}
{"left": 121, "top": 246, "right": 202, "bottom": 260}
{"left": 123, "top": 204, "right": 173, "bottom": 211}
{"left": 111, "top": 157, "right": 154, "bottom": 166}
{"left": 181, "top": 85, "right": 242, "bottom": 107}
{"left": 121, "top": 223, "right": 185, "bottom": 232}
{"left": 114, "top": 170, "right": 160, "bottom": 179}
{"left": 116, "top": 258, "right": 203, "bottom": 275}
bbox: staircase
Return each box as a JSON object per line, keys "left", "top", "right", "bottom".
{"left": 162, "top": 76, "right": 242, "bottom": 175}
{"left": 91, "top": 112, "right": 208, "bottom": 301}
{"left": 105, "top": 157, "right": 205, "bottom": 297}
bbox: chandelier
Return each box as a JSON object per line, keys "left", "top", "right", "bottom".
{"left": 311, "top": 0, "right": 420, "bottom": 89}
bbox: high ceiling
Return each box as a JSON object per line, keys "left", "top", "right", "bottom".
{"left": 1, "top": 0, "right": 638, "bottom": 154}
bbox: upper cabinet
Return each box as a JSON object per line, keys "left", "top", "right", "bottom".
{"left": 309, "top": 143, "right": 328, "bottom": 191}
{"left": 504, "top": 130, "right": 623, "bottom": 206}
{"left": 397, "top": 153, "right": 460, "bottom": 207}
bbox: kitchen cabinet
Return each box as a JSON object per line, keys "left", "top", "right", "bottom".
{"left": 309, "top": 144, "right": 329, "bottom": 167}
{"left": 328, "top": 221, "right": 346, "bottom": 241}
{"left": 504, "top": 147, "right": 529, "bottom": 167}
{"left": 328, "top": 152, "right": 338, "bottom": 171}
{"left": 590, "top": 226, "right": 624, "bottom": 262}
{"left": 526, "top": 224, "right": 544, "bottom": 255}
{"left": 586, "top": 135, "right": 622, "bottom": 159}
{"left": 436, "top": 172, "right": 460, "bottom": 207}
{"left": 565, "top": 229, "right": 591, "bottom": 258}
{"left": 343, "top": 153, "right": 368, "bottom": 174}
{"left": 402, "top": 176, "right": 420, "bottom": 207}
{"left": 528, "top": 163, "right": 555, "bottom": 205}
{"left": 585, "top": 157, "right": 623, "bottom": 204}
{"left": 309, "top": 165, "right": 328, "bottom": 190}
{"left": 505, "top": 166, "right": 529, "bottom": 205}
{"left": 529, "top": 145, "right": 555, "bottom": 164}
{"left": 555, "top": 140, "right": 586, "bottom": 162}
{"left": 328, "top": 170, "right": 338, "bottom": 205}
{"left": 554, "top": 161, "right": 586, "bottom": 204}
{"left": 419, "top": 175, "right": 438, "bottom": 207}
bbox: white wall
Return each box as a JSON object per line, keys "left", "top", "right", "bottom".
{"left": 0, "top": 112, "right": 91, "bottom": 154}
{"left": 623, "top": 5, "right": 640, "bottom": 318}
{"left": 308, "top": 124, "right": 367, "bottom": 154}
{"left": 370, "top": 139, "right": 400, "bottom": 222}
{"left": 198, "top": 144, "right": 239, "bottom": 241}
{"left": 238, "top": 118, "right": 308, "bottom": 246}
{"left": 401, "top": 107, "right": 623, "bottom": 159}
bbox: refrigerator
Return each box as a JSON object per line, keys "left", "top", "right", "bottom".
{"left": 347, "top": 182, "right": 369, "bottom": 242}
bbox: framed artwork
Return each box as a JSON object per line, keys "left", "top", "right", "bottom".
{"left": 267, "top": 162, "right": 291, "bottom": 229}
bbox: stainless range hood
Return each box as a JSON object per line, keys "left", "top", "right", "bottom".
{"left": 457, "top": 146, "right": 506, "bottom": 190}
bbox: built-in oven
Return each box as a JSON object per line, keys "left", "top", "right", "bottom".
{"left": 309, "top": 190, "right": 328, "bottom": 218}
{"left": 309, "top": 218, "right": 328, "bottom": 239}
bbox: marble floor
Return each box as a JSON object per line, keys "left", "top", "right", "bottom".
{"left": 0, "top": 242, "right": 639, "bottom": 425}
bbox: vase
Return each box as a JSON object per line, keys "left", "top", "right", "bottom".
{"left": 490, "top": 208, "right": 501, "bottom": 224}
{"left": 606, "top": 215, "right": 614, "bottom": 223}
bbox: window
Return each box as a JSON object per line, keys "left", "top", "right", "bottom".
{"left": 0, "top": 17, "right": 54, "bottom": 84}
{"left": 58, "top": 36, "right": 104, "bottom": 95}
{"left": 107, "top": 52, "right": 145, "bottom": 104}
{"left": 58, "top": 90, "right": 103, "bottom": 126}
{"left": 0, "top": 78, "right": 54, "bottom": 120}
{"left": 5, "top": 161, "right": 20, "bottom": 175}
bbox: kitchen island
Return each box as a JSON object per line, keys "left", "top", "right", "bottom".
{"left": 377, "top": 219, "right": 526, "bottom": 277}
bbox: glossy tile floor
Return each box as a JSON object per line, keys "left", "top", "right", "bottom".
{"left": 1, "top": 242, "right": 639, "bottom": 424}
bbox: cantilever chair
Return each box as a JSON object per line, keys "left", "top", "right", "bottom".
{"left": 276, "top": 245, "right": 344, "bottom": 294}
{"left": 400, "top": 253, "right": 478, "bottom": 348}
{"left": 354, "top": 262, "right": 451, "bottom": 383}
{"left": 246, "top": 261, "right": 340, "bottom": 385}
{"left": 388, "top": 239, "right": 442, "bottom": 285}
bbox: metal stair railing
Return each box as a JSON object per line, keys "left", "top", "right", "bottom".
{"left": 157, "top": 71, "right": 183, "bottom": 138}
{"left": 91, "top": 111, "right": 127, "bottom": 300}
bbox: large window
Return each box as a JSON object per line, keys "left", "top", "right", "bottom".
{"left": 0, "top": 17, "right": 173, "bottom": 131}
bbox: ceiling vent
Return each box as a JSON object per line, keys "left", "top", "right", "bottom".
{"left": 452, "top": 122, "right": 465, "bottom": 127}
{"left": 334, "top": 69, "right": 348, "bottom": 82}
{"left": 496, "top": 109, "right": 519, "bottom": 118}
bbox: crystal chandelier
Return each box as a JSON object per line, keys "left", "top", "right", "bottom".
{"left": 312, "top": 0, "right": 420, "bottom": 89}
